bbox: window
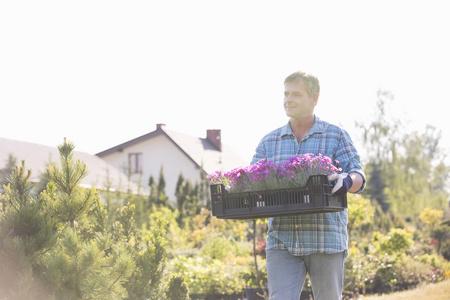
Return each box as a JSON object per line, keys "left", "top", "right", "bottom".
{"left": 128, "top": 153, "right": 143, "bottom": 174}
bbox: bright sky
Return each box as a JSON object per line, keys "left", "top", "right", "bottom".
{"left": 1, "top": 1, "right": 449, "bottom": 164}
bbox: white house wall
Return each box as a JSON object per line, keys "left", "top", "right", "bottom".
{"left": 100, "top": 135, "right": 203, "bottom": 203}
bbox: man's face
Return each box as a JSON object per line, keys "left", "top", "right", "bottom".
{"left": 283, "top": 80, "right": 318, "bottom": 120}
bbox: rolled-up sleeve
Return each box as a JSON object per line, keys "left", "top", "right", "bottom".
{"left": 335, "top": 129, "right": 366, "bottom": 193}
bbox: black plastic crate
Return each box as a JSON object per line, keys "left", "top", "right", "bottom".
{"left": 210, "top": 175, "right": 347, "bottom": 219}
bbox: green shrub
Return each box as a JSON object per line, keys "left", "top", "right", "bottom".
{"left": 372, "top": 228, "right": 414, "bottom": 255}
{"left": 201, "top": 236, "right": 235, "bottom": 260}
{"left": 166, "top": 275, "right": 189, "bottom": 300}
{"left": 200, "top": 235, "right": 249, "bottom": 261}
{"left": 360, "top": 253, "right": 436, "bottom": 294}
{"left": 440, "top": 238, "right": 450, "bottom": 261}
{"left": 169, "top": 256, "right": 245, "bottom": 295}
{"left": 392, "top": 255, "right": 432, "bottom": 291}
{"left": 417, "top": 253, "right": 450, "bottom": 282}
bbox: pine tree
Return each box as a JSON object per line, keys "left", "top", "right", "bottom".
{"left": 44, "top": 139, "right": 100, "bottom": 231}
{"left": 38, "top": 139, "right": 135, "bottom": 299}
{"left": 0, "top": 161, "right": 55, "bottom": 299}
{"left": 124, "top": 216, "right": 169, "bottom": 299}
{"left": 198, "top": 167, "right": 211, "bottom": 209}
{"left": 175, "top": 173, "right": 202, "bottom": 227}
{"left": 148, "top": 170, "right": 170, "bottom": 208}
{"left": 40, "top": 226, "right": 134, "bottom": 299}
{"left": 157, "top": 166, "right": 169, "bottom": 207}
{"left": 148, "top": 174, "right": 158, "bottom": 206}
{"left": 1, "top": 140, "right": 189, "bottom": 300}
{"left": 157, "top": 166, "right": 166, "bottom": 195}
{"left": 0, "top": 153, "right": 17, "bottom": 193}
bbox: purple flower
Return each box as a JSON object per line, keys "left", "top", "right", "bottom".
{"left": 207, "top": 154, "right": 342, "bottom": 193}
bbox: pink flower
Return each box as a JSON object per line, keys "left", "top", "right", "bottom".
{"left": 207, "top": 154, "right": 342, "bottom": 193}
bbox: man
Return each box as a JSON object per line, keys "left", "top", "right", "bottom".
{"left": 251, "top": 70, "right": 366, "bottom": 300}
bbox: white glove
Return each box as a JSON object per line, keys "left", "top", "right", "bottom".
{"left": 330, "top": 173, "right": 351, "bottom": 194}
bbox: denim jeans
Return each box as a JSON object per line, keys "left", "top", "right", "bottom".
{"left": 266, "top": 249, "right": 345, "bottom": 300}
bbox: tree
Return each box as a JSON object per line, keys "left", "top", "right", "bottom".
{"left": 0, "top": 153, "right": 17, "bottom": 193}
{"left": 148, "top": 166, "right": 170, "bottom": 207}
{"left": 385, "top": 126, "right": 449, "bottom": 217}
{"left": 44, "top": 139, "right": 101, "bottom": 232}
{"left": 148, "top": 174, "right": 158, "bottom": 205}
{"left": 38, "top": 140, "right": 134, "bottom": 299}
{"left": 175, "top": 173, "right": 201, "bottom": 227}
{"left": 198, "top": 166, "right": 211, "bottom": 209}
{"left": 157, "top": 166, "right": 167, "bottom": 196}
{"left": 123, "top": 209, "right": 169, "bottom": 299}
{"left": 356, "top": 90, "right": 401, "bottom": 211}
{"left": 148, "top": 167, "right": 170, "bottom": 209}
{"left": 0, "top": 140, "right": 187, "bottom": 299}
{"left": 166, "top": 275, "right": 189, "bottom": 300}
{"left": 0, "top": 161, "right": 55, "bottom": 299}
{"left": 357, "top": 90, "right": 449, "bottom": 218}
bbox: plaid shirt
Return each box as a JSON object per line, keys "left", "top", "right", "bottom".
{"left": 251, "top": 117, "right": 366, "bottom": 256}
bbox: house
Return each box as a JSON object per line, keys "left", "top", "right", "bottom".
{"left": 96, "top": 124, "right": 248, "bottom": 202}
{"left": 0, "top": 137, "right": 143, "bottom": 194}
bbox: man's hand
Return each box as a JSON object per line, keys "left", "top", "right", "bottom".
{"left": 331, "top": 173, "right": 353, "bottom": 195}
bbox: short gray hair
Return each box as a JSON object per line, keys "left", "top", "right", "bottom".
{"left": 284, "top": 71, "right": 320, "bottom": 97}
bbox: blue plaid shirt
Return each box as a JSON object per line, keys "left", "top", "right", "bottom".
{"left": 251, "top": 117, "right": 366, "bottom": 256}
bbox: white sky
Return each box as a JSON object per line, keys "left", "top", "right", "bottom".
{"left": 1, "top": 0, "right": 449, "bottom": 164}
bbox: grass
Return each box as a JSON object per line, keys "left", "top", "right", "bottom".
{"left": 361, "top": 280, "right": 450, "bottom": 300}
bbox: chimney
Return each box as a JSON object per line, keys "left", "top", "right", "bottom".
{"left": 206, "top": 129, "right": 221, "bottom": 151}
{"left": 156, "top": 123, "right": 166, "bottom": 130}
